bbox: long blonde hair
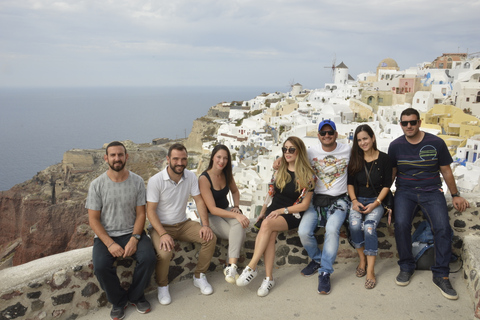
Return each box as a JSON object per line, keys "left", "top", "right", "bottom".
{"left": 276, "top": 136, "right": 315, "bottom": 192}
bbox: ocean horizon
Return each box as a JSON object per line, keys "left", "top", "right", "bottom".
{"left": 0, "top": 85, "right": 281, "bottom": 191}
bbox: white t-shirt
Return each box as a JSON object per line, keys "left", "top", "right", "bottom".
{"left": 307, "top": 142, "right": 350, "bottom": 196}
{"left": 146, "top": 167, "right": 200, "bottom": 225}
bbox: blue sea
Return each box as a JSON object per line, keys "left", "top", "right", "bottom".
{"left": 0, "top": 86, "right": 279, "bottom": 191}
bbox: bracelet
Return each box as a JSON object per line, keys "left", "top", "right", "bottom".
{"left": 107, "top": 241, "right": 115, "bottom": 248}
{"left": 376, "top": 199, "right": 382, "bottom": 204}
{"left": 351, "top": 198, "right": 357, "bottom": 202}
{"left": 234, "top": 205, "right": 239, "bottom": 208}
{"left": 159, "top": 232, "right": 168, "bottom": 238}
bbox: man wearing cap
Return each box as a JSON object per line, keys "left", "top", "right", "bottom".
{"left": 297, "top": 119, "right": 351, "bottom": 295}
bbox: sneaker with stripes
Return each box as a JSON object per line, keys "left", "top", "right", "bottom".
{"left": 236, "top": 266, "right": 258, "bottom": 286}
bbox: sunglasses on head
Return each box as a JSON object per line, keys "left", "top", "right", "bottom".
{"left": 400, "top": 120, "right": 419, "bottom": 127}
{"left": 319, "top": 130, "right": 335, "bottom": 136}
{"left": 281, "top": 147, "right": 296, "bottom": 154}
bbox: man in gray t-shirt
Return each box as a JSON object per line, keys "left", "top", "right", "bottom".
{"left": 86, "top": 141, "right": 156, "bottom": 319}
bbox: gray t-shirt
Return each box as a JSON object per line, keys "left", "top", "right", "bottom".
{"left": 86, "top": 171, "right": 146, "bottom": 237}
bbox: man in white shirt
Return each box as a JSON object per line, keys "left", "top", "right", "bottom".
{"left": 147, "top": 143, "right": 216, "bottom": 305}
{"left": 297, "top": 119, "right": 351, "bottom": 295}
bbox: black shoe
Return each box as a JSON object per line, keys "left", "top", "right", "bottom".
{"left": 395, "top": 270, "right": 414, "bottom": 286}
{"left": 317, "top": 272, "right": 331, "bottom": 294}
{"left": 131, "top": 298, "right": 151, "bottom": 314}
{"left": 301, "top": 260, "right": 321, "bottom": 277}
{"left": 110, "top": 305, "right": 126, "bottom": 320}
{"left": 433, "top": 277, "right": 459, "bottom": 300}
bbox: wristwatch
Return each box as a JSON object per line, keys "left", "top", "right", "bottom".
{"left": 131, "top": 234, "right": 141, "bottom": 241}
{"left": 284, "top": 207, "right": 289, "bottom": 214}
{"left": 451, "top": 192, "right": 460, "bottom": 198}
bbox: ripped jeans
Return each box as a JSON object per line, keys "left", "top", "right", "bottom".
{"left": 298, "top": 197, "right": 349, "bottom": 274}
{"left": 348, "top": 197, "right": 384, "bottom": 256}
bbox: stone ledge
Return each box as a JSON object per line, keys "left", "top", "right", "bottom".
{"left": 0, "top": 203, "right": 478, "bottom": 320}
{"left": 1, "top": 226, "right": 322, "bottom": 320}
{"left": 462, "top": 234, "right": 480, "bottom": 318}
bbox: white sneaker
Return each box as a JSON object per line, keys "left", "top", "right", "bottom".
{"left": 193, "top": 273, "right": 213, "bottom": 295}
{"left": 236, "top": 266, "right": 258, "bottom": 287}
{"left": 224, "top": 264, "right": 239, "bottom": 284}
{"left": 157, "top": 285, "right": 171, "bottom": 305}
{"left": 257, "top": 277, "right": 275, "bottom": 297}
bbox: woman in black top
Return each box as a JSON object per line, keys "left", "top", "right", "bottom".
{"left": 199, "top": 145, "right": 249, "bottom": 284}
{"left": 236, "top": 136, "right": 315, "bottom": 297}
{"left": 347, "top": 124, "right": 392, "bottom": 289}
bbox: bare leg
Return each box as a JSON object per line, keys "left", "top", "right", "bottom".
{"left": 356, "top": 247, "right": 366, "bottom": 269}
{"left": 247, "top": 216, "right": 288, "bottom": 271}
{"left": 263, "top": 231, "right": 278, "bottom": 279}
{"left": 366, "top": 255, "right": 376, "bottom": 280}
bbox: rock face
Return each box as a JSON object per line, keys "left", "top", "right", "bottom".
{"left": 185, "top": 117, "right": 221, "bottom": 154}
{"left": 0, "top": 142, "right": 169, "bottom": 267}
{"left": 0, "top": 116, "right": 233, "bottom": 267}
{"left": 0, "top": 190, "right": 88, "bottom": 266}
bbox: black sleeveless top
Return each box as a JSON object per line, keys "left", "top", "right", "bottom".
{"left": 266, "top": 170, "right": 301, "bottom": 215}
{"left": 200, "top": 171, "right": 230, "bottom": 209}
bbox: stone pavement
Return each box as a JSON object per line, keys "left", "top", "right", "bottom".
{"left": 79, "top": 258, "right": 474, "bottom": 320}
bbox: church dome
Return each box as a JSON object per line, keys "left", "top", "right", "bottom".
{"left": 378, "top": 58, "right": 399, "bottom": 69}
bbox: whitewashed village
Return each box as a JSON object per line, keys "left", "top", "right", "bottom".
{"left": 186, "top": 53, "right": 480, "bottom": 220}
{"left": 3, "top": 53, "right": 480, "bottom": 320}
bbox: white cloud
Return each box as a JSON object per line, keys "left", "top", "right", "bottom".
{"left": 0, "top": 0, "right": 478, "bottom": 87}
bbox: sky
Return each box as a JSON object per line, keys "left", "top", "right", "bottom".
{"left": 1, "top": 0, "right": 479, "bottom": 90}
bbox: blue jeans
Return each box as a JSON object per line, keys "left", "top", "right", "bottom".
{"left": 298, "top": 198, "right": 349, "bottom": 274}
{"left": 348, "top": 197, "right": 384, "bottom": 256}
{"left": 394, "top": 188, "right": 452, "bottom": 277}
{"left": 92, "top": 232, "right": 156, "bottom": 308}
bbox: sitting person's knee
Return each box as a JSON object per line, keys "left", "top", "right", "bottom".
{"left": 155, "top": 249, "right": 173, "bottom": 261}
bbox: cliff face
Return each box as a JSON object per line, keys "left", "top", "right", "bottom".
{"left": 0, "top": 115, "right": 220, "bottom": 267}
{"left": 0, "top": 142, "right": 168, "bottom": 266}
{"left": 185, "top": 117, "right": 221, "bottom": 154}
{"left": 0, "top": 191, "right": 89, "bottom": 266}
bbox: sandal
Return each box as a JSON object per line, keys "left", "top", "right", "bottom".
{"left": 356, "top": 265, "right": 366, "bottom": 278}
{"left": 365, "top": 278, "right": 376, "bottom": 289}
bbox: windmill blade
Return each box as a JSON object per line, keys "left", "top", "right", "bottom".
{"left": 324, "top": 54, "right": 336, "bottom": 81}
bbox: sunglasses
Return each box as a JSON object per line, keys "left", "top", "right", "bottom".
{"left": 281, "top": 147, "right": 296, "bottom": 154}
{"left": 319, "top": 130, "right": 335, "bottom": 136}
{"left": 400, "top": 120, "right": 419, "bottom": 127}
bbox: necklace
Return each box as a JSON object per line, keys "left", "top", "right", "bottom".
{"left": 365, "top": 161, "right": 375, "bottom": 188}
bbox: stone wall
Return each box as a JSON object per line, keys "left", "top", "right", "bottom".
{"left": 462, "top": 235, "right": 480, "bottom": 318}
{"left": 62, "top": 151, "right": 96, "bottom": 174}
{"left": 1, "top": 200, "right": 480, "bottom": 320}
{"left": 0, "top": 222, "right": 380, "bottom": 320}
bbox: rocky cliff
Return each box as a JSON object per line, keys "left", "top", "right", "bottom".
{"left": 185, "top": 117, "right": 222, "bottom": 154}
{"left": 0, "top": 141, "right": 170, "bottom": 267}
{"left": 0, "top": 114, "right": 224, "bottom": 267}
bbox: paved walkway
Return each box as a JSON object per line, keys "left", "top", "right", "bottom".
{"left": 80, "top": 258, "right": 474, "bottom": 320}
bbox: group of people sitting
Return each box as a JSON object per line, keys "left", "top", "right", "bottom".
{"left": 86, "top": 107, "right": 470, "bottom": 320}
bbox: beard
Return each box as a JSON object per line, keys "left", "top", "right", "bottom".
{"left": 169, "top": 163, "right": 185, "bottom": 175}
{"left": 109, "top": 160, "right": 126, "bottom": 172}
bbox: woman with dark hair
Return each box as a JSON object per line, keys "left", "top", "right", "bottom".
{"left": 199, "top": 145, "right": 249, "bottom": 284}
{"left": 347, "top": 124, "right": 392, "bottom": 289}
{"left": 236, "top": 136, "right": 315, "bottom": 297}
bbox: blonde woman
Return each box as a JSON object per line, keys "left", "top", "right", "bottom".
{"left": 236, "top": 136, "right": 315, "bottom": 297}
